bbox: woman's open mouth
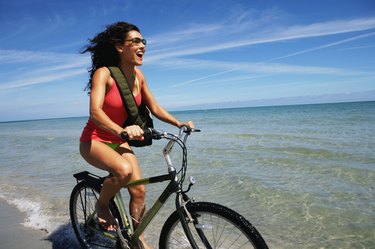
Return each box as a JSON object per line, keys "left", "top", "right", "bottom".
{"left": 136, "top": 51, "right": 144, "bottom": 59}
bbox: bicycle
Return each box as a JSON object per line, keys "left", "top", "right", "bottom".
{"left": 70, "top": 126, "right": 269, "bottom": 249}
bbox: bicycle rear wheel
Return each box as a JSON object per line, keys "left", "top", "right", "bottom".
{"left": 159, "top": 202, "right": 268, "bottom": 249}
{"left": 69, "top": 181, "right": 124, "bottom": 248}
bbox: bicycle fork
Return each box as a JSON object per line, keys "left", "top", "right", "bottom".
{"left": 175, "top": 191, "right": 199, "bottom": 249}
{"left": 175, "top": 179, "right": 214, "bottom": 249}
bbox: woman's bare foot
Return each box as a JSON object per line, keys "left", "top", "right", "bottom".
{"left": 95, "top": 202, "right": 117, "bottom": 231}
{"left": 135, "top": 240, "right": 151, "bottom": 249}
{"left": 142, "top": 240, "right": 151, "bottom": 249}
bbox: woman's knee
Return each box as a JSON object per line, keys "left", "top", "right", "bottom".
{"left": 112, "top": 162, "right": 133, "bottom": 184}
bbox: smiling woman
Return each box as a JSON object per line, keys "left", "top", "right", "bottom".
{"left": 78, "top": 21, "right": 194, "bottom": 249}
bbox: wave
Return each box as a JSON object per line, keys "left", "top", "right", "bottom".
{"left": 9, "top": 198, "right": 53, "bottom": 232}
{"left": 0, "top": 185, "right": 58, "bottom": 233}
{"left": 0, "top": 187, "right": 82, "bottom": 248}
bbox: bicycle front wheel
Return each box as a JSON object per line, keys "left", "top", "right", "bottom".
{"left": 69, "top": 181, "right": 124, "bottom": 249}
{"left": 159, "top": 202, "right": 268, "bottom": 249}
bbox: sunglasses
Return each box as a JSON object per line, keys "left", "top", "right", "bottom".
{"left": 125, "top": 37, "right": 147, "bottom": 46}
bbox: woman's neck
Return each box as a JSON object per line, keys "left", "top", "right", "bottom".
{"left": 119, "top": 64, "right": 136, "bottom": 81}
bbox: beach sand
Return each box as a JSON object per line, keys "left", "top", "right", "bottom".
{"left": 0, "top": 200, "right": 52, "bottom": 249}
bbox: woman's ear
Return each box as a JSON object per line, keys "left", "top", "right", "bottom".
{"left": 115, "top": 43, "right": 123, "bottom": 53}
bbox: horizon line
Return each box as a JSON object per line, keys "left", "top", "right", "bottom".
{"left": 1, "top": 99, "right": 373, "bottom": 124}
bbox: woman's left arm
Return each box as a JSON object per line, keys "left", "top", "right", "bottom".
{"left": 139, "top": 71, "right": 193, "bottom": 128}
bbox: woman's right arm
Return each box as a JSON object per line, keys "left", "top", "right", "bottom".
{"left": 89, "top": 67, "right": 124, "bottom": 137}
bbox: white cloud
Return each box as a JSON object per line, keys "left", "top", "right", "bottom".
{"left": 0, "top": 49, "right": 89, "bottom": 90}
{"left": 153, "top": 58, "right": 363, "bottom": 87}
{"left": 148, "top": 24, "right": 223, "bottom": 46}
{"left": 146, "top": 17, "right": 375, "bottom": 62}
{"left": 266, "top": 31, "right": 375, "bottom": 62}
{"left": 0, "top": 69, "right": 85, "bottom": 90}
{"left": 279, "top": 17, "right": 375, "bottom": 38}
{"left": 144, "top": 17, "right": 375, "bottom": 89}
{"left": 1, "top": 17, "right": 374, "bottom": 92}
{"left": 0, "top": 49, "right": 84, "bottom": 64}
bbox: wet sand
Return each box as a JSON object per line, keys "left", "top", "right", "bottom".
{"left": 0, "top": 200, "right": 52, "bottom": 249}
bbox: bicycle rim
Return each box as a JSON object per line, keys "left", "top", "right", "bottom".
{"left": 159, "top": 202, "right": 268, "bottom": 249}
{"left": 70, "top": 182, "right": 121, "bottom": 248}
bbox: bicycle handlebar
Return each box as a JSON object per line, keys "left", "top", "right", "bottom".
{"left": 120, "top": 126, "right": 200, "bottom": 141}
{"left": 121, "top": 126, "right": 200, "bottom": 190}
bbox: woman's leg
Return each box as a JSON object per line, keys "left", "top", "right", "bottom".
{"left": 80, "top": 140, "right": 134, "bottom": 231}
{"left": 116, "top": 145, "right": 151, "bottom": 249}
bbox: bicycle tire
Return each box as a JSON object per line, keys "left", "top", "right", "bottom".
{"left": 70, "top": 181, "right": 125, "bottom": 249}
{"left": 159, "top": 202, "right": 268, "bottom": 249}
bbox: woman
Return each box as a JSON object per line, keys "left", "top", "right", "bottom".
{"left": 79, "top": 22, "right": 193, "bottom": 248}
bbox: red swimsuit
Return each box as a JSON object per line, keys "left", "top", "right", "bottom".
{"left": 80, "top": 75, "right": 142, "bottom": 144}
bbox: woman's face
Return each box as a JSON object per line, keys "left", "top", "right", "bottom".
{"left": 117, "top": 30, "right": 146, "bottom": 66}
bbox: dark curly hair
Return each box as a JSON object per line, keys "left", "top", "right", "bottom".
{"left": 81, "top": 22, "right": 140, "bottom": 92}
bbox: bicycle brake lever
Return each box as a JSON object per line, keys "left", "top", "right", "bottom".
{"left": 149, "top": 128, "right": 164, "bottom": 140}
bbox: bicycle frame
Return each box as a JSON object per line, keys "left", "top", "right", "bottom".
{"left": 74, "top": 128, "right": 197, "bottom": 248}
{"left": 92, "top": 127, "right": 194, "bottom": 247}
{"left": 114, "top": 170, "right": 178, "bottom": 244}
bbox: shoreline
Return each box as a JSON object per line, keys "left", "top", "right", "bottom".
{"left": 0, "top": 200, "right": 52, "bottom": 249}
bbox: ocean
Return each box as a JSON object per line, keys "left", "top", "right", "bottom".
{"left": 0, "top": 101, "right": 374, "bottom": 248}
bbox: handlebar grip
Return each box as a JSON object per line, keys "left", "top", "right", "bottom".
{"left": 120, "top": 128, "right": 153, "bottom": 140}
{"left": 181, "top": 125, "right": 201, "bottom": 133}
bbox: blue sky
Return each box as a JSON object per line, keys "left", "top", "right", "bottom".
{"left": 0, "top": 0, "right": 374, "bottom": 121}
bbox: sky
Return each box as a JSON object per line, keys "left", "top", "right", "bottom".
{"left": 0, "top": 0, "right": 374, "bottom": 122}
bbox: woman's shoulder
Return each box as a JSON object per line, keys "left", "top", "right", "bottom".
{"left": 94, "top": 67, "right": 113, "bottom": 81}
{"left": 92, "top": 67, "right": 114, "bottom": 87}
{"left": 95, "top": 67, "right": 111, "bottom": 77}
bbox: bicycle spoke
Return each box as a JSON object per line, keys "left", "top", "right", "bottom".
{"left": 70, "top": 183, "right": 120, "bottom": 249}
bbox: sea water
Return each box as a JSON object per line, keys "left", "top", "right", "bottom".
{"left": 0, "top": 101, "right": 374, "bottom": 248}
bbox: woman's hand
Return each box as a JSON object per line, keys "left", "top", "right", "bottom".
{"left": 120, "top": 125, "right": 144, "bottom": 141}
{"left": 178, "top": 121, "right": 195, "bottom": 129}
